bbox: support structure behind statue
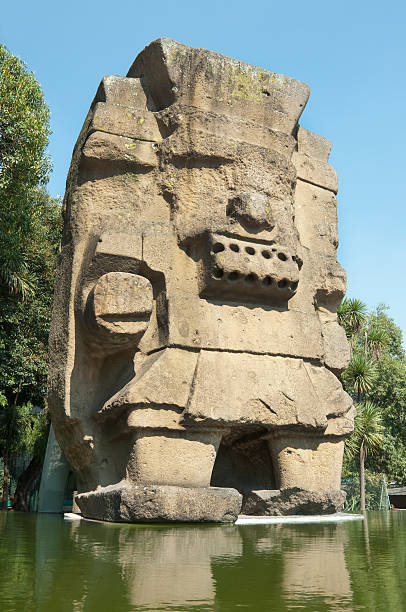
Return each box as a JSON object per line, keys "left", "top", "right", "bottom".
{"left": 47, "top": 39, "right": 354, "bottom": 522}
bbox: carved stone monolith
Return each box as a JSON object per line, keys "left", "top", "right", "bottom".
{"left": 48, "top": 39, "right": 354, "bottom": 522}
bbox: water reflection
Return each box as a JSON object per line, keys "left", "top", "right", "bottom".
{"left": 281, "top": 526, "right": 352, "bottom": 610}
{"left": 211, "top": 524, "right": 354, "bottom": 611}
{"left": 69, "top": 522, "right": 243, "bottom": 610}
{"left": 36, "top": 518, "right": 355, "bottom": 611}
{"left": 1, "top": 512, "right": 406, "bottom": 611}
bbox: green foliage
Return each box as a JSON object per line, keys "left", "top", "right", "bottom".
{"left": 366, "top": 325, "right": 390, "bottom": 360}
{"left": 340, "top": 298, "right": 406, "bottom": 486}
{"left": 342, "top": 354, "right": 378, "bottom": 400}
{"left": 30, "top": 409, "right": 49, "bottom": 462}
{"left": 368, "top": 304, "right": 405, "bottom": 360}
{"left": 342, "top": 472, "right": 390, "bottom": 512}
{"left": 0, "top": 189, "right": 61, "bottom": 495}
{"left": 337, "top": 297, "right": 368, "bottom": 338}
{"left": 372, "top": 355, "right": 406, "bottom": 437}
{"left": 368, "top": 353, "right": 406, "bottom": 482}
{"left": 0, "top": 44, "right": 51, "bottom": 295}
{"left": 0, "top": 189, "right": 61, "bottom": 412}
{"left": 0, "top": 403, "right": 35, "bottom": 456}
{"left": 0, "top": 46, "right": 59, "bottom": 507}
{"left": 375, "top": 433, "right": 406, "bottom": 486}
{"left": 345, "top": 402, "right": 385, "bottom": 460}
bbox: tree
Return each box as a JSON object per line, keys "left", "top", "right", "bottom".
{"left": 345, "top": 402, "right": 385, "bottom": 513}
{"left": 0, "top": 189, "right": 61, "bottom": 508}
{"left": 337, "top": 298, "right": 368, "bottom": 339}
{"left": 342, "top": 353, "right": 378, "bottom": 402}
{"left": 366, "top": 325, "right": 390, "bottom": 361}
{"left": 340, "top": 299, "right": 406, "bottom": 500}
{"left": 368, "top": 304, "right": 405, "bottom": 361}
{"left": 369, "top": 351, "right": 406, "bottom": 484}
{"left": 0, "top": 400, "right": 32, "bottom": 509}
{"left": 12, "top": 409, "right": 49, "bottom": 511}
{"left": 0, "top": 44, "right": 51, "bottom": 295}
{"left": 363, "top": 308, "right": 406, "bottom": 484}
{"left": 0, "top": 45, "right": 59, "bottom": 509}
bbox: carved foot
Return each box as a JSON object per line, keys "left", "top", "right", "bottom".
{"left": 76, "top": 483, "right": 242, "bottom": 523}
{"left": 242, "top": 488, "right": 346, "bottom": 516}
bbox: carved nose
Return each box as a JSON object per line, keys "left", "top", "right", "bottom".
{"left": 227, "top": 193, "right": 274, "bottom": 230}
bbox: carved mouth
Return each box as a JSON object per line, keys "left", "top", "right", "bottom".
{"left": 199, "top": 233, "right": 300, "bottom": 303}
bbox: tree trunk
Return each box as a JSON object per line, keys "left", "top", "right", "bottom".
{"left": 363, "top": 512, "right": 372, "bottom": 570}
{"left": 12, "top": 456, "right": 42, "bottom": 512}
{"left": 1, "top": 451, "right": 10, "bottom": 511}
{"left": 360, "top": 442, "right": 366, "bottom": 514}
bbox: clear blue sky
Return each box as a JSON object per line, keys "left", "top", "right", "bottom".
{"left": 2, "top": 1, "right": 405, "bottom": 338}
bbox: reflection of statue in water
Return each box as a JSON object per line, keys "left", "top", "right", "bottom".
{"left": 33, "top": 519, "right": 354, "bottom": 610}
{"left": 48, "top": 38, "right": 354, "bottom": 522}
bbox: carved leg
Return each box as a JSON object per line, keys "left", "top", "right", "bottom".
{"left": 127, "top": 429, "right": 223, "bottom": 487}
{"left": 76, "top": 428, "right": 242, "bottom": 522}
{"left": 240, "top": 435, "right": 346, "bottom": 515}
{"left": 268, "top": 435, "right": 345, "bottom": 491}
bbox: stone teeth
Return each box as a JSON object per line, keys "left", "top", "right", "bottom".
{"left": 204, "top": 234, "right": 300, "bottom": 302}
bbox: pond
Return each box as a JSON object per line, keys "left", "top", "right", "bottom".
{"left": 0, "top": 511, "right": 405, "bottom": 611}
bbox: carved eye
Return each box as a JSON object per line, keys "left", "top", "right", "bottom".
{"left": 88, "top": 272, "right": 153, "bottom": 344}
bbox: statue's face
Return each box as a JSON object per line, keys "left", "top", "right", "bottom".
{"left": 159, "top": 139, "right": 302, "bottom": 307}
{"left": 73, "top": 128, "right": 306, "bottom": 369}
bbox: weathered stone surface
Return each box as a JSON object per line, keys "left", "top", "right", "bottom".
{"left": 127, "top": 38, "right": 310, "bottom": 132}
{"left": 164, "top": 301, "right": 326, "bottom": 358}
{"left": 198, "top": 233, "right": 300, "bottom": 304}
{"left": 85, "top": 271, "right": 153, "bottom": 346}
{"left": 127, "top": 429, "right": 223, "bottom": 487}
{"left": 86, "top": 75, "right": 161, "bottom": 142}
{"left": 296, "top": 126, "right": 332, "bottom": 162}
{"left": 293, "top": 126, "right": 337, "bottom": 192}
{"left": 292, "top": 152, "right": 338, "bottom": 193}
{"left": 268, "top": 436, "right": 346, "bottom": 490}
{"left": 76, "top": 483, "right": 242, "bottom": 523}
{"left": 184, "top": 352, "right": 352, "bottom": 430}
{"left": 321, "top": 319, "right": 352, "bottom": 374}
{"left": 293, "top": 181, "right": 338, "bottom": 256}
{"left": 242, "top": 488, "right": 346, "bottom": 516}
{"left": 47, "top": 39, "right": 353, "bottom": 523}
{"left": 90, "top": 102, "right": 162, "bottom": 142}
{"left": 82, "top": 132, "right": 157, "bottom": 167}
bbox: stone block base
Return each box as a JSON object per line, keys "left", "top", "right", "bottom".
{"left": 76, "top": 483, "right": 242, "bottom": 523}
{"left": 242, "top": 488, "right": 346, "bottom": 516}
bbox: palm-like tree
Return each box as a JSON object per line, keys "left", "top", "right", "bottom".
{"left": 0, "top": 247, "right": 32, "bottom": 297}
{"left": 337, "top": 298, "right": 368, "bottom": 338}
{"left": 345, "top": 402, "right": 385, "bottom": 513}
{"left": 343, "top": 353, "right": 378, "bottom": 401}
{"left": 366, "top": 326, "right": 390, "bottom": 360}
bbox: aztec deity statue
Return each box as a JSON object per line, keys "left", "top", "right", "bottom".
{"left": 48, "top": 39, "right": 354, "bottom": 521}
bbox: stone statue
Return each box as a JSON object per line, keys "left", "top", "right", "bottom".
{"left": 48, "top": 39, "right": 354, "bottom": 522}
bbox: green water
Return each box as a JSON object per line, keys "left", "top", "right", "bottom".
{"left": 0, "top": 512, "right": 405, "bottom": 611}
